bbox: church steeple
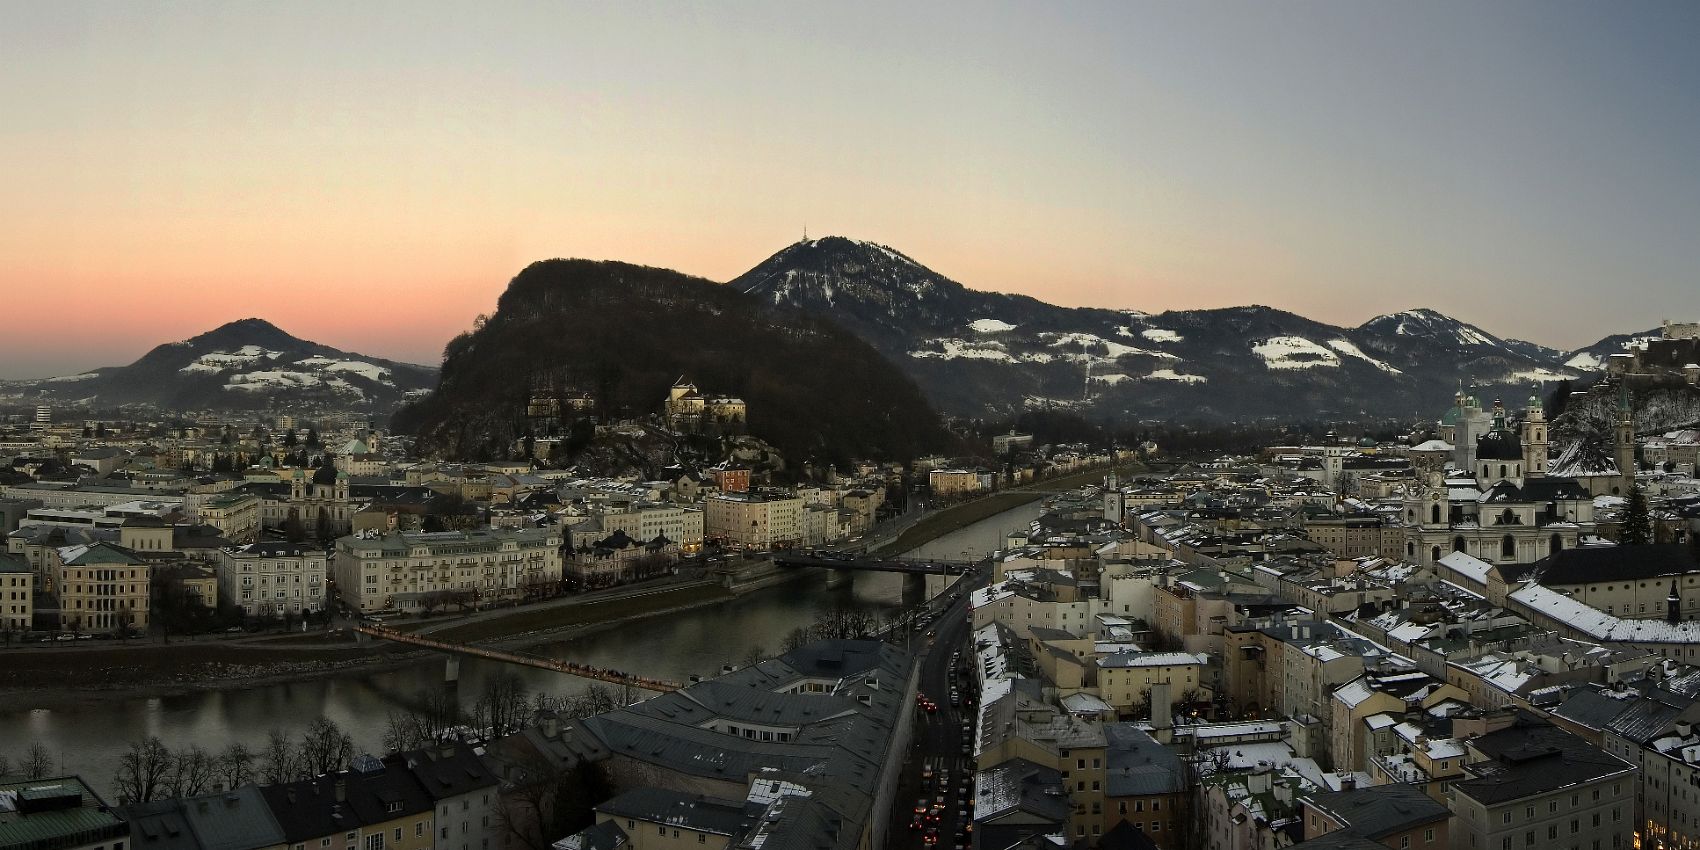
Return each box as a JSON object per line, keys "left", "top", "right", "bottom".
{"left": 1616, "top": 381, "right": 1636, "bottom": 494}
{"left": 1522, "top": 388, "right": 1547, "bottom": 478}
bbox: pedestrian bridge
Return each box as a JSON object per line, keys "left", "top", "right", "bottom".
{"left": 354, "top": 625, "right": 681, "bottom": 692}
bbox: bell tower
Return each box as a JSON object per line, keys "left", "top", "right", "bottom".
{"left": 1522, "top": 390, "right": 1547, "bottom": 478}
{"left": 1616, "top": 382, "right": 1636, "bottom": 493}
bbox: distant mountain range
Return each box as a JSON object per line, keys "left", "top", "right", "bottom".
{"left": 22, "top": 318, "right": 437, "bottom": 412}
{"left": 729, "top": 237, "right": 1657, "bottom": 421}
{"left": 19, "top": 238, "right": 1666, "bottom": 426}
{"left": 393, "top": 259, "right": 952, "bottom": 467}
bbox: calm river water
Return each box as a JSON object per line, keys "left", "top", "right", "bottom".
{"left": 0, "top": 499, "right": 1042, "bottom": 794}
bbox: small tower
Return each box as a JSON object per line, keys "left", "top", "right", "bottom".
{"left": 1522, "top": 389, "right": 1547, "bottom": 478}
{"left": 1616, "top": 381, "right": 1637, "bottom": 494}
{"left": 290, "top": 468, "right": 306, "bottom": 501}
{"left": 1670, "top": 580, "right": 1683, "bottom": 625}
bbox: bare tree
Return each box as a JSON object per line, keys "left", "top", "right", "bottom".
{"left": 260, "top": 728, "right": 298, "bottom": 784}
{"left": 169, "top": 745, "right": 217, "bottom": 798}
{"left": 113, "top": 737, "right": 174, "bottom": 804}
{"left": 298, "top": 717, "right": 355, "bottom": 776}
{"left": 780, "top": 626, "right": 812, "bottom": 653}
{"left": 472, "top": 673, "right": 532, "bottom": 737}
{"left": 21, "top": 744, "right": 53, "bottom": 780}
{"left": 217, "top": 743, "right": 255, "bottom": 790}
{"left": 740, "top": 644, "right": 768, "bottom": 668}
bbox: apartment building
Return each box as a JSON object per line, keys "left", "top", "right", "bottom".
{"left": 703, "top": 492, "right": 803, "bottom": 549}
{"left": 595, "top": 502, "right": 703, "bottom": 549}
{"left": 333, "top": 528, "right": 562, "bottom": 613}
{"left": 52, "top": 541, "right": 150, "bottom": 632}
{"left": 1447, "top": 717, "right": 1635, "bottom": 850}
{"left": 217, "top": 541, "right": 329, "bottom": 617}
{"left": 0, "top": 552, "right": 32, "bottom": 631}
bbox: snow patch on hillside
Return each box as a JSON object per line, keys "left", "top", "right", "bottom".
{"left": 1564, "top": 353, "right": 1603, "bottom": 371}
{"left": 1253, "top": 336, "right": 1340, "bottom": 370}
{"left": 1090, "top": 373, "right": 1131, "bottom": 385}
{"left": 1326, "top": 339, "right": 1402, "bottom": 374}
{"left": 45, "top": 373, "right": 99, "bottom": 382}
{"left": 969, "top": 318, "right": 1018, "bottom": 334}
{"left": 1146, "top": 369, "right": 1208, "bottom": 384}
{"left": 1141, "top": 329, "right": 1183, "bottom": 344}
{"left": 1500, "top": 368, "right": 1579, "bottom": 383}
{"left": 1041, "top": 332, "right": 1173, "bottom": 361}
{"left": 910, "top": 339, "right": 1018, "bottom": 363}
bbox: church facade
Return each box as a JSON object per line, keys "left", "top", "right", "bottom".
{"left": 1402, "top": 392, "right": 1598, "bottom": 567}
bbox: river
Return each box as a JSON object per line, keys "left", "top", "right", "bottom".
{"left": 0, "top": 498, "right": 1043, "bottom": 793}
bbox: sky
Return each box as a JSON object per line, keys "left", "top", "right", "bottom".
{"left": 4, "top": 1, "right": 1699, "bottom": 378}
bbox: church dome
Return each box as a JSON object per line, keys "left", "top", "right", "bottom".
{"left": 1476, "top": 429, "right": 1523, "bottom": 461}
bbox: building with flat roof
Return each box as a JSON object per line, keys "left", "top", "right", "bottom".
{"left": 0, "top": 776, "right": 128, "bottom": 850}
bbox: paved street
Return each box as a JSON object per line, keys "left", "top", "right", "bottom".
{"left": 887, "top": 573, "right": 986, "bottom": 850}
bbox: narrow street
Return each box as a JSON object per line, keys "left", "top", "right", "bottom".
{"left": 888, "top": 573, "right": 986, "bottom": 850}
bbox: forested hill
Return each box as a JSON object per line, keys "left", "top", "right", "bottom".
{"left": 393, "top": 259, "right": 953, "bottom": 469}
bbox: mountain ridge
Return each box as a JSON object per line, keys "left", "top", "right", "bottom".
{"left": 23, "top": 318, "right": 438, "bottom": 412}
{"left": 727, "top": 236, "right": 1648, "bottom": 421}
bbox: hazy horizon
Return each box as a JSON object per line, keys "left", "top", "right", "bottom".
{"left": 5, "top": 1, "right": 1699, "bottom": 377}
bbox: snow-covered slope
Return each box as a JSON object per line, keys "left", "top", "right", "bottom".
{"left": 28, "top": 319, "right": 436, "bottom": 411}
{"left": 728, "top": 238, "right": 1644, "bottom": 421}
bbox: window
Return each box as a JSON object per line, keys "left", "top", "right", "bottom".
{"left": 1427, "top": 829, "right": 1435, "bottom": 844}
{"left": 1401, "top": 838, "right": 1410, "bottom": 849}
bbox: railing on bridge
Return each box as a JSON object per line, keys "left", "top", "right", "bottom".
{"left": 355, "top": 625, "right": 681, "bottom": 692}
{"left": 772, "top": 552, "right": 982, "bottom": 575}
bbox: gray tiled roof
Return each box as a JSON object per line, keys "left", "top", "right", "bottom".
{"left": 1301, "top": 783, "right": 1448, "bottom": 839}
{"left": 1104, "top": 724, "right": 1185, "bottom": 798}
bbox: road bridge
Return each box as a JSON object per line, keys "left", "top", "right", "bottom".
{"left": 355, "top": 625, "right": 681, "bottom": 692}
{"left": 772, "top": 552, "right": 982, "bottom": 576}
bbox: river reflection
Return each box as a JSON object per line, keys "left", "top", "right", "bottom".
{"left": 0, "top": 499, "right": 1042, "bottom": 794}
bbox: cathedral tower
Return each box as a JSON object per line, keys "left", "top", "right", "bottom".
{"left": 1522, "top": 390, "right": 1547, "bottom": 478}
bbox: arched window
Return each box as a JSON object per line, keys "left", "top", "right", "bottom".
{"left": 1407, "top": 542, "right": 1416, "bottom": 558}
{"left": 1432, "top": 545, "right": 1443, "bottom": 562}
{"left": 1499, "top": 464, "right": 1508, "bottom": 479}
{"left": 1550, "top": 534, "right": 1563, "bottom": 554}
{"left": 1502, "top": 535, "right": 1516, "bottom": 559}
{"left": 1454, "top": 536, "right": 1467, "bottom": 553}
{"left": 1431, "top": 505, "right": 1441, "bottom": 524}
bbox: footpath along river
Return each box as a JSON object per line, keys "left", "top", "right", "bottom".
{"left": 0, "top": 499, "right": 1042, "bottom": 794}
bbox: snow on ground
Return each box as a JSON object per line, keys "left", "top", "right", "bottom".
{"left": 969, "top": 318, "right": 1018, "bottom": 334}
{"left": 1326, "top": 339, "right": 1402, "bottom": 374}
{"left": 1564, "top": 353, "right": 1603, "bottom": 371}
{"left": 1146, "top": 369, "right": 1207, "bottom": 384}
{"left": 1140, "top": 329, "right": 1183, "bottom": 343}
{"left": 1501, "top": 368, "right": 1579, "bottom": 383}
{"left": 1090, "top": 373, "right": 1131, "bottom": 385}
{"left": 224, "top": 371, "right": 323, "bottom": 390}
{"left": 910, "top": 339, "right": 1018, "bottom": 363}
{"left": 323, "top": 360, "right": 392, "bottom": 383}
{"left": 45, "top": 373, "right": 99, "bottom": 382}
{"left": 184, "top": 349, "right": 283, "bottom": 372}
{"left": 1041, "top": 332, "right": 1175, "bottom": 361}
{"left": 1252, "top": 336, "right": 1340, "bottom": 369}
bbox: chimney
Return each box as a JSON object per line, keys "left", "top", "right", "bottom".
{"left": 1149, "top": 682, "right": 1173, "bottom": 731}
{"left": 542, "top": 716, "right": 560, "bottom": 738}
{"left": 334, "top": 780, "right": 346, "bottom": 803}
{"left": 1679, "top": 720, "right": 1694, "bottom": 740}
{"left": 1339, "top": 774, "right": 1357, "bottom": 791}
